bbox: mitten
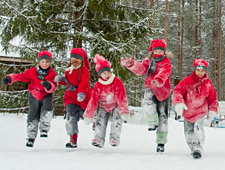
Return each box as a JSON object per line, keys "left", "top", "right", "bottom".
{"left": 84, "top": 117, "right": 92, "bottom": 125}
{"left": 121, "top": 114, "right": 129, "bottom": 123}
{"left": 154, "top": 77, "right": 164, "bottom": 87}
{"left": 54, "top": 75, "right": 64, "bottom": 83}
{"left": 2, "top": 76, "right": 11, "bottom": 85}
{"left": 175, "top": 103, "right": 188, "bottom": 118}
{"left": 41, "top": 81, "right": 51, "bottom": 90}
{"left": 77, "top": 93, "right": 85, "bottom": 102}
{"left": 120, "top": 58, "right": 134, "bottom": 68}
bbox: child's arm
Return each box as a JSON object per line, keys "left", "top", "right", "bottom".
{"left": 6, "top": 69, "right": 32, "bottom": 85}
{"left": 172, "top": 80, "right": 187, "bottom": 105}
{"left": 207, "top": 81, "right": 218, "bottom": 113}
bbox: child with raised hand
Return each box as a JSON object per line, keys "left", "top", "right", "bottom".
{"left": 172, "top": 58, "right": 218, "bottom": 159}
{"left": 120, "top": 39, "right": 172, "bottom": 153}
{"left": 54, "top": 48, "right": 92, "bottom": 148}
{"left": 83, "top": 54, "right": 129, "bottom": 148}
{"left": 2, "top": 51, "right": 57, "bottom": 147}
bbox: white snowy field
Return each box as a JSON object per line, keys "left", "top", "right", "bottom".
{"left": 1, "top": 112, "right": 225, "bottom": 170}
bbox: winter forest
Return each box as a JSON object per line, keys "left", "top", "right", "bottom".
{"left": 0, "top": 0, "right": 225, "bottom": 113}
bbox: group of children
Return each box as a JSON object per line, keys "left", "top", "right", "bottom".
{"left": 2, "top": 39, "right": 218, "bottom": 159}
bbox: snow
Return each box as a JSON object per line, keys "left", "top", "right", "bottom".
{"left": 1, "top": 112, "right": 225, "bottom": 170}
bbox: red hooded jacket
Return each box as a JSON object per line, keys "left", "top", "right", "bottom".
{"left": 126, "top": 57, "right": 172, "bottom": 101}
{"left": 83, "top": 74, "right": 129, "bottom": 118}
{"left": 7, "top": 67, "right": 57, "bottom": 100}
{"left": 59, "top": 65, "right": 92, "bottom": 110}
{"left": 172, "top": 71, "right": 218, "bottom": 123}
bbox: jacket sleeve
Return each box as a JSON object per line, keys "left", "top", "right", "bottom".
{"left": 83, "top": 84, "right": 99, "bottom": 119}
{"left": 77, "top": 67, "right": 90, "bottom": 94}
{"left": 127, "top": 58, "right": 149, "bottom": 76}
{"left": 116, "top": 79, "right": 129, "bottom": 115}
{"left": 154, "top": 59, "right": 172, "bottom": 85}
{"left": 7, "top": 69, "right": 32, "bottom": 85}
{"left": 208, "top": 81, "right": 218, "bottom": 112}
{"left": 172, "top": 79, "right": 187, "bottom": 105}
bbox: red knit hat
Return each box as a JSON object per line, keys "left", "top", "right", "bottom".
{"left": 193, "top": 58, "right": 208, "bottom": 69}
{"left": 93, "top": 54, "right": 111, "bottom": 75}
{"left": 70, "top": 48, "right": 90, "bottom": 69}
{"left": 38, "top": 51, "right": 52, "bottom": 62}
{"left": 149, "top": 39, "right": 167, "bottom": 52}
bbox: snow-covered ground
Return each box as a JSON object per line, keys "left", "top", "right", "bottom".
{"left": 1, "top": 112, "right": 225, "bottom": 170}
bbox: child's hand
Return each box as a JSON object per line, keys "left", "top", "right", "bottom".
{"left": 120, "top": 57, "right": 134, "bottom": 68}
{"left": 77, "top": 93, "right": 85, "bottom": 102}
{"left": 41, "top": 81, "right": 51, "bottom": 90}
{"left": 84, "top": 117, "right": 92, "bottom": 125}
{"left": 2, "top": 76, "right": 11, "bottom": 85}
{"left": 121, "top": 113, "right": 129, "bottom": 123}
{"left": 54, "top": 75, "right": 64, "bottom": 83}
{"left": 175, "top": 103, "right": 188, "bottom": 118}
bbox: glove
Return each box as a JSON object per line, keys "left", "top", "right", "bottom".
{"left": 120, "top": 58, "right": 134, "bottom": 68}
{"left": 84, "top": 117, "right": 92, "bottom": 125}
{"left": 54, "top": 75, "right": 64, "bottom": 83}
{"left": 207, "top": 111, "right": 217, "bottom": 120}
{"left": 175, "top": 103, "right": 188, "bottom": 118}
{"left": 77, "top": 93, "right": 85, "bottom": 102}
{"left": 121, "top": 114, "right": 129, "bottom": 123}
{"left": 2, "top": 76, "right": 11, "bottom": 85}
{"left": 41, "top": 81, "right": 51, "bottom": 90}
{"left": 154, "top": 77, "right": 164, "bottom": 87}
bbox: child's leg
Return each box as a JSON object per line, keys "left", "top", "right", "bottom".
{"left": 94, "top": 107, "right": 110, "bottom": 146}
{"left": 27, "top": 93, "right": 41, "bottom": 140}
{"left": 39, "top": 94, "right": 53, "bottom": 136}
{"left": 184, "top": 119, "right": 194, "bottom": 153}
{"left": 156, "top": 98, "right": 169, "bottom": 145}
{"left": 142, "top": 88, "right": 158, "bottom": 129}
{"left": 110, "top": 107, "right": 123, "bottom": 146}
{"left": 193, "top": 116, "right": 205, "bottom": 152}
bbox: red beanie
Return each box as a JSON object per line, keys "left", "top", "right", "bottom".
{"left": 70, "top": 48, "right": 90, "bottom": 69}
{"left": 93, "top": 54, "right": 111, "bottom": 75}
{"left": 193, "top": 58, "right": 208, "bottom": 69}
{"left": 38, "top": 51, "right": 52, "bottom": 62}
{"left": 149, "top": 39, "right": 167, "bottom": 51}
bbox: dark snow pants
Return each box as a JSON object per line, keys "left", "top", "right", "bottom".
{"left": 94, "top": 107, "right": 122, "bottom": 146}
{"left": 184, "top": 116, "right": 205, "bottom": 153}
{"left": 142, "top": 88, "right": 169, "bottom": 144}
{"left": 65, "top": 104, "right": 84, "bottom": 135}
{"left": 27, "top": 93, "right": 53, "bottom": 139}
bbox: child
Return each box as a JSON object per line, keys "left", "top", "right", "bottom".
{"left": 120, "top": 39, "right": 172, "bottom": 152}
{"left": 2, "top": 51, "right": 57, "bottom": 147}
{"left": 83, "top": 54, "right": 129, "bottom": 148}
{"left": 172, "top": 58, "right": 218, "bottom": 159}
{"left": 54, "top": 48, "right": 92, "bottom": 148}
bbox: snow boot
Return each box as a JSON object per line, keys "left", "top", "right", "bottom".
{"left": 110, "top": 139, "right": 119, "bottom": 147}
{"left": 92, "top": 139, "right": 103, "bottom": 148}
{"left": 26, "top": 138, "right": 35, "bottom": 147}
{"left": 65, "top": 134, "right": 77, "bottom": 148}
{"left": 193, "top": 150, "right": 201, "bottom": 159}
{"left": 148, "top": 125, "right": 158, "bottom": 131}
{"left": 156, "top": 144, "right": 164, "bottom": 153}
{"left": 40, "top": 130, "right": 48, "bottom": 138}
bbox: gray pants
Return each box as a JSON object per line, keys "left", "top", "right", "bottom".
{"left": 27, "top": 93, "right": 53, "bottom": 139}
{"left": 142, "top": 88, "right": 169, "bottom": 144}
{"left": 184, "top": 116, "right": 205, "bottom": 153}
{"left": 94, "top": 107, "right": 122, "bottom": 146}
{"left": 65, "top": 104, "right": 84, "bottom": 135}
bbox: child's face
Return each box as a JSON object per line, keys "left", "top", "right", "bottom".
{"left": 100, "top": 71, "right": 112, "bottom": 80}
{"left": 153, "top": 49, "right": 164, "bottom": 55}
{"left": 71, "top": 58, "right": 82, "bottom": 67}
{"left": 39, "top": 59, "right": 51, "bottom": 69}
{"left": 195, "top": 68, "right": 206, "bottom": 78}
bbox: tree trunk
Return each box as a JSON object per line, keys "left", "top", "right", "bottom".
{"left": 194, "top": 0, "right": 199, "bottom": 58}
{"left": 164, "top": 0, "right": 168, "bottom": 42}
{"left": 218, "top": 0, "right": 222, "bottom": 100}
{"left": 150, "top": 0, "right": 154, "bottom": 8}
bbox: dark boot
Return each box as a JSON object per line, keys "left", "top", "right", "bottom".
{"left": 193, "top": 150, "right": 202, "bottom": 159}
{"left": 156, "top": 144, "right": 164, "bottom": 153}
{"left": 65, "top": 134, "right": 77, "bottom": 148}
{"left": 26, "top": 138, "right": 35, "bottom": 147}
{"left": 40, "top": 130, "right": 48, "bottom": 137}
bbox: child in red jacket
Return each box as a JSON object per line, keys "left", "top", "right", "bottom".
{"left": 172, "top": 58, "right": 218, "bottom": 159}
{"left": 2, "top": 51, "right": 57, "bottom": 147}
{"left": 83, "top": 54, "right": 129, "bottom": 148}
{"left": 120, "top": 39, "right": 172, "bottom": 152}
{"left": 54, "top": 48, "right": 92, "bottom": 148}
